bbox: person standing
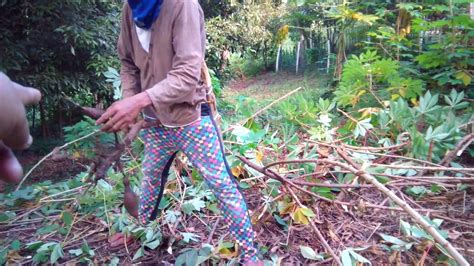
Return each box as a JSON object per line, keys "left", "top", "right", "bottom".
{"left": 96, "top": 1, "right": 260, "bottom": 264}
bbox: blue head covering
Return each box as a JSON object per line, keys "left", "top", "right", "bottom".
{"left": 128, "top": 0, "right": 164, "bottom": 30}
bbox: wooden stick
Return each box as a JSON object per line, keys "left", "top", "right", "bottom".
{"left": 335, "top": 147, "right": 469, "bottom": 266}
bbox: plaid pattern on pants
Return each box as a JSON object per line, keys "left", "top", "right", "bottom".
{"left": 139, "top": 115, "right": 259, "bottom": 263}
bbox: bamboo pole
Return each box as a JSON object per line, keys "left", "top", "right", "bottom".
{"left": 326, "top": 39, "right": 330, "bottom": 74}
{"left": 275, "top": 44, "right": 281, "bottom": 73}
{"left": 296, "top": 40, "right": 301, "bottom": 74}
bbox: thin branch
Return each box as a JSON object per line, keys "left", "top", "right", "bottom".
{"left": 16, "top": 130, "right": 100, "bottom": 191}
{"left": 439, "top": 133, "right": 474, "bottom": 167}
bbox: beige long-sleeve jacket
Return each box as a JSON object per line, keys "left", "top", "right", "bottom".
{"left": 118, "top": 0, "right": 208, "bottom": 127}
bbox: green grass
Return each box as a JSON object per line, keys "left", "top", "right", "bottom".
{"left": 219, "top": 70, "right": 331, "bottom": 123}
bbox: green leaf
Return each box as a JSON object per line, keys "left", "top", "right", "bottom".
{"left": 300, "top": 246, "right": 323, "bottom": 261}
{"left": 341, "top": 249, "right": 352, "bottom": 266}
{"left": 411, "top": 226, "right": 431, "bottom": 239}
{"left": 400, "top": 220, "right": 412, "bottom": 237}
{"left": 273, "top": 214, "right": 288, "bottom": 229}
{"left": 348, "top": 249, "right": 372, "bottom": 265}
{"left": 11, "top": 240, "right": 21, "bottom": 250}
{"left": 97, "top": 179, "right": 113, "bottom": 192}
{"left": 108, "top": 257, "right": 120, "bottom": 266}
{"left": 165, "top": 210, "right": 181, "bottom": 224}
{"left": 300, "top": 207, "right": 316, "bottom": 217}
{"left": 26, "top": 241, "right": 44, "bottom": 251}
{"left": 145, "top": 239, "right": 161, "bottom": 250}
{"left": 132, "top": 247, "right": 144, "bottom": 261}
{"left": 175, "top": 249, "right": 198, "bottom": 266}
{"left": 181, "top": 232, "right": 200, "bottom": 243}
{"left": 50, "top": 243, "right": 64, "bottom": 264}
{"left": 36, "top": 224, "right": 60, "bottom": 235}
{"left": 182, "top": 198, "right": 206, "bottom": 214}
{"left": 0, "top": 211, "right": 16, "bottom": 222}
{"left": 406, "top": 186, "right": 427, "bottom": 197}
{"left": 68, "top": 248, "right": 83, "bottom": 256}
{"left": 379, "top": 234, "right": 408, "bottom": 245}
{"left": 354, "top": 118, "right": 374, "bottom": 138}
{"left": 62, "top": 211, "right": 74, "bottom": 226}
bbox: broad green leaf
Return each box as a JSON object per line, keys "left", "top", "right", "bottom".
{"left": 108, "top": 257, "right": 120, "bottom": 266}
{"left": 0, "top": 211, "right": 16, "bottom": 222}
{"left": 26, "top": 241, "right": 44, "bottom": 251}
{"left": 36, "top": 224, "right": 60, "bottom": 235}
{"left": 145, "top": 239, "right": 161, "bottom": 250}
{"left": 165, "top": 210, "right": 181, "bottom": 224}
{"left": 400, "top": 220, "right": 412, "bottom": 237}
{"left": 379, "top": 234, "right": 408, "bottom": 245}
{"left": 50, "top": 243, "right": 64, "bottom": 264}
{"left": 11, "top": 240, "right": 21, "bottom": 250}
{"left": 300, "top": 246, "right": 323, "bottom": 260}
{"left": 300, "top": 207, "right": 316, "bottom": 218}
{"left": 132, "top": 247, "right": 144, "bottom": 261}
{"left": 97, "top": 179, "right": 113, "bottom": 192}
{"left": 182, "top": 198, "right": 206, "bottom": 214}
{"left": 175, "top": 249, "right": 199, "bottom": 266}
{"left": 68, "top": 248, "right": 83, "bottom": 256}
{"left": 273, "top": 214, "right": 288, "bottom": 229}
{"left": 341, "top": 249, "right": 352, "bottom": 266}
{"left": 181, "top": 232, "right": 199, "bottom": 243}
{"left": 61, "top": 211, "right": 74, "bottom": 226}
{"left": 348, "top": 249, "right": 372, "bottom": 265}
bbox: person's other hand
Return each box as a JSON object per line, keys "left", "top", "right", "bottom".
{"left": 0, "top": 72, "right": 41, "bottom": 183}
{"left": 96, "top": 92, "right": 151, "bottom": 133}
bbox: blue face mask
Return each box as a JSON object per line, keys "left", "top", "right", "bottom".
{"left": 128, "top": 0, "right": 164, "bottom": 30}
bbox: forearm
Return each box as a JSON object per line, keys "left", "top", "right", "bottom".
{"left": 132, "top": 91, "right": 153, "bottom": 110}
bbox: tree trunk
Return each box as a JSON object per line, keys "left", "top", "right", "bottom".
{"left": 58, "top": 104, "right": 64, "bottom": 138}
{"left": 39, "top": 101, "right": 48, "bottom": 138}
{"left": 32, "top": 107, "right": 36, "bottom": 129}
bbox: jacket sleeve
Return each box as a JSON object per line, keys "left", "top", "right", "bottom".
{"left": 145, "top": 0, "right": 203, "bottom": 108}
{"left": 117, "top": 3, "right": 141, "bottom": 99}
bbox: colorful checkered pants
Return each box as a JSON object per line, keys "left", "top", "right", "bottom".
{"left": 139, "top": 115, "right": 259, "bottom": 263}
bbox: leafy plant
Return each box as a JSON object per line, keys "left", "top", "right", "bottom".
{"left": 340, "top": 247, "right": 371, "bottom": 266}
{"left": 334, "top": 50, "right": 424, "bottom": 108}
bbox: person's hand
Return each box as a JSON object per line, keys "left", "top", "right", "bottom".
{"left": 96, "top": 92, "right": 152, "bottom": 133}
{"left": 0, "top": 72, "right": 41, "bottom": 183}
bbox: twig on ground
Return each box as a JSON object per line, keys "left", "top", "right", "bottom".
{"left": 206, "top": 217, "right": 221, "bottom": 244}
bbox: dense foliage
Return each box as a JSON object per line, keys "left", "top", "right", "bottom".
{"left": 0, "top": 0, "right": 122, "bottom": 136}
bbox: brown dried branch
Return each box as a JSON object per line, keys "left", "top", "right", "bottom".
{"left": 439, "top": 133, "right": 474, "bottom": 167}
